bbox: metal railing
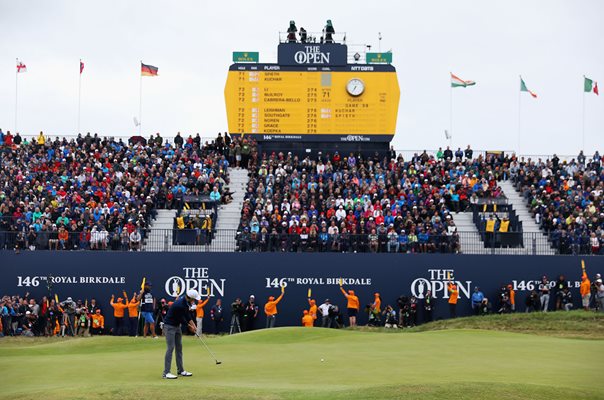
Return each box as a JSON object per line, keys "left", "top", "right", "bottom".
{"left": 0, "top": 229, "right": 591, "bottom": 256}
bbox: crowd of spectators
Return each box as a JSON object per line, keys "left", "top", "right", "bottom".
{"left": 236, "top": 145, "right": 508, "bottom": 253}
{"left": 511, "top": 151, "right": 604, "bottom": 255}
{"left": 0, "top": 129, "right": 244, "bottom": 251}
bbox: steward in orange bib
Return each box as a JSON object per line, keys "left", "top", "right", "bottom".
{"left": 448, "top": 282, "right": 458, "bottom": 318}
{"left": 308, "top": 299, "right": 318, "bottom": 323}
{"left": 264, "top": 286, "right": 285, "bottom": 328}
{"left": 302, "top": 310, "right": 314, "bottom": 327}
{"left": 339, "top": 285, "right": 360, "bottom": 327}
{"left": 90, "top": 310, "right": 105, "bottom": 335}
{"left": 110, "top": 295, "right": 128, "bottom": 336}
{"left": 127, "top": 293, "right": 140, "bottom": 337}
{"left": 195, "top": 296, "right": 210, "bottom": 335}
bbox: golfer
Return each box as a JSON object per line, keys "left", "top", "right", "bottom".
{"left": 162, "top": 289, "right": 201, "bottom": 379}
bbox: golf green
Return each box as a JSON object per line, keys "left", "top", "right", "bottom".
{"left": 0, "top": 327, "right": 601, "bottom": 400}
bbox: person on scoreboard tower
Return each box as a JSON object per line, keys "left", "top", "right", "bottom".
{"left": 287, "top": 21, "right": 297, "bottom": 43}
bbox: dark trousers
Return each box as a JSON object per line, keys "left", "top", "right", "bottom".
{"left": 213, "top": 319, "right": 222, "bottom": 334}
{"left": 129, "top": 317, "right": 138, "bottom": 336}
{"left": 114, "top": 317, "right": 124, "bottom": 335}
{"left": 449, "top": 303, "right": 457, "bottom": 318}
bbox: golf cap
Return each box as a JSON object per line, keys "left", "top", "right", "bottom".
{"left": 186, "top": 289, "right": 201, "bottom": 300}
{"left": 325, "top": 299, "right": 330, "bottom": 302}
{"left": 250, "top": 295, "right": 255, "bottom": 298}
{"left": 67, "top": 297, "right": 72, "bottom": 301}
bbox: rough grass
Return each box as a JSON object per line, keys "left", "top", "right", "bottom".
{"left": 362, "top": 310, "right": 604, "bottom": 339}
{"left": 1, "top": 313, "right": 602, "bottom": 400}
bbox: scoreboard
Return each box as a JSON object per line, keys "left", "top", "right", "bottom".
{"left": 224, "top": 65, "right": 400, "bottom": 141}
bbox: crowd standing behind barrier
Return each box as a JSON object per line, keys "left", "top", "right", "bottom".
{"left": 2, "top": 272, "right": 603, "bottom": 337}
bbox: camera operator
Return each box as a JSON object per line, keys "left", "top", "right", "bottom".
{"left": 408, "top": 296, "right": 418, "bottom": 327}
{"left": 497, "top": 284, "right": 511, "bottom": 314}
{"left": 230, "top": 298, "right": 244, "bottom": 334}
{"left": 60, "top": 297, "right": 77, "bottom": 336}
{"left": 423, "top": 290, "right": 434, "bottom": 323}
{"left": 525, "top": 290, "right": 540, "bottom": 312}
{"left": 383, "top": 305, "right": 398, "bottom": 328}
{"left": 397, "top": 295, "right": 408, "bottom": 327}
{"left": 242, "top": 295, "right": 259, "bottom": 331}
{"left": 561, "top": 287, "right": 573, "bottom": 311}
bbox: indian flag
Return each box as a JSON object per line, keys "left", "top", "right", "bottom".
{"left": 520, "top": 77, "right": 537, "bottom": 98}
{"left": 450, "top": 72, "right": 476, "bottom": 88}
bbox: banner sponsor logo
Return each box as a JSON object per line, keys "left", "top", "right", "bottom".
{"left": 164, "top": 267, "right": 226, "bottom": 297}
{"left": 410, "top": 269, "right": 472, "bottom": 299}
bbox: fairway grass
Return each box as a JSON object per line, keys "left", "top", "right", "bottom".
{"left": 1, "top": 326, "right": 601, "bottom": 400}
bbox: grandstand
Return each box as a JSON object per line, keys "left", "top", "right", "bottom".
{"left": 1, "top": 133, "right": 601, "bottom": 256}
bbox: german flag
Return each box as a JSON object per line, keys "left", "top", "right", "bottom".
{"left": 141, "top": 62, "right": 158, "bottom": 77}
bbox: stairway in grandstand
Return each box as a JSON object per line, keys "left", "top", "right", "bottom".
{"left": 495, "top": 180, "right": 556, "bottom": 255}
{"left": 145, "top": 209, "right": 177, "bottom": 251}
{"left": 144, "top": 168, "right": 249, "bottom": 252}
{"left": 452, "top": 212, "right": 483, "bottom": 254}
{"left": 207, "top": 167, "right": 248, "bottom": 252}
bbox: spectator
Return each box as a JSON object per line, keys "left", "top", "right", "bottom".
{"left": 264, "top": 286, "right": 285, "bottom": 328}
{"left": 539, "top": 276, "right": 550, "bottom": 312}
{"left": 339, "top": 285, "right": 359, "bottom": 327}
{"left": 210, "top": 299, "right": 223, "bottom": 334}
{"left": 471, "top": 287, "right": 484, "bottom": 315}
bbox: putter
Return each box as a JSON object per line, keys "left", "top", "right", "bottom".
{"left": 195, "top": 333, "right": 222, "bottom": 365}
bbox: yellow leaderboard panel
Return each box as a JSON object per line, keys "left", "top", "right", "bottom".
{"left": 224, "top": 67, "right": 400, "bottom": 138}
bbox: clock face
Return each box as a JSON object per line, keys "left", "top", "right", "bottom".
{"left": 346, "top": 78, "right": 365, "bottom": 96}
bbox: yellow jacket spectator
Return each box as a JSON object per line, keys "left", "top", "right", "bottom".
{"left": 37, "top": 131, "right": 45, "bottom": 145}
{"left": 485, "top": 219, "right": 495, "bottom": 233}
{"left": 499, "top": 218, "right": 510, "bottom": 233}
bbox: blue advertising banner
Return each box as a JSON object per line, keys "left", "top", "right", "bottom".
{"left": 277, "top": 43, "right": 348, "bottom": 66}
{"left": 1, "top": 252, "right": 601, "bottom": 331}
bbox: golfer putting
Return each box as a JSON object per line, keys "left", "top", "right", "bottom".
{"left": 162, "top": 289, "right": 201, "bottom": 379}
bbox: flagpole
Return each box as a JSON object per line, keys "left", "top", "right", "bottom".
{"left": 449, "top": 73, "right": 453, "bottom": 140}
{"left": 517, "top": 76, "right": 521, "bottom": 155}
{"left": 582, "top": 78, "right": 586, "bottom": 151}
{"left": 15, "top": 58, "right": 19, "bottom": 134}
{"left": 139, "top": 62, "right": 143, "bottom": 136}
{"left": 77, "top": 59, "right": 82, "bottom": 134}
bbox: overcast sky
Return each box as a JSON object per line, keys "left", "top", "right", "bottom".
{"left": 1, "top": 0, "right": 602, "bottom": 156}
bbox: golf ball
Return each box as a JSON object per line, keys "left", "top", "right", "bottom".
{"left": 321, "top": 358, "right": 324, "bottom": 362}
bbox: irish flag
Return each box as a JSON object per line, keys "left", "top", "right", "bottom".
{"left": 584, "top": 76, "right": 599, "bottom": 95}
{"left": 520, "top": 77, "right": 537, "bottom": 98}
{"left": 450, "top": 73, "right": 475, "bottom": 88}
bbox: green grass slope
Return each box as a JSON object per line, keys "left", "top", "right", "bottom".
{"left": 1, "top": 314, "right": 602, "bottom": 400}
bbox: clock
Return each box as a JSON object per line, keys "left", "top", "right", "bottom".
{"left": 346, "top": 78, "right": 365, "bottom": 97}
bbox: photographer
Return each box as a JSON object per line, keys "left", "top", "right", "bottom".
{"left": 497, "top": 284, "right": 511, "bottom": 314}
{"left": 561, "top": 287, "right": 573, "bottom": 311}
{"left": 525, "top": 290, "right": 541, "bottom": 312}
{"left": 60, "top": 297, "right": 77, "bottom": 336}
{"left": 230, "top": 298, "right": 244, "bottom": 334}
{"left": 242, "top": 295, "right": 259, "bottom": 332}
{"left": 383, "top": 305, "right": 398, "bottom": 328}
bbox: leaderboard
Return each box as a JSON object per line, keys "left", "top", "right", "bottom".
{"left": 224, "top": 65, "right": 400, "bottom": 140}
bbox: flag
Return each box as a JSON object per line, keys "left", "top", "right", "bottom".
{"left": 584, "top": 77, "right": 599, "bottom": 95}
{"left": 80, "top": 60, "right": 84, "bottom": 74}
{"left": 140, "top": 277, "right": 146, "bottom": 291}
{"left": 141, "top": 62, "right": 158, "bottom": 77}
{"left": 450, "top": 72, "right": 475, "bottom": 88}
{"left": 16, "top": 60, "right": 27, "bottom": 73}
{"left": 520, "top": 77, "right": 537, "bottom": 98}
